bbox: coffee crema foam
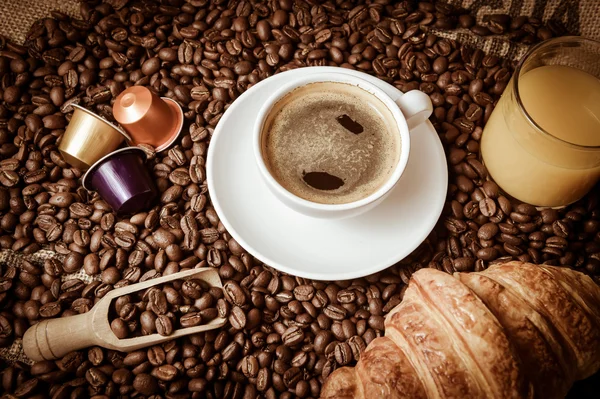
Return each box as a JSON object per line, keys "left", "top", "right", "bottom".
{"left": 261, "top": 82, "right": 401, "bottom": 204}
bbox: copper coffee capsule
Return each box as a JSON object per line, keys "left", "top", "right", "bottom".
{"left": 58, "top": 104, "right": 130, "bottom": 170}
{"left": 112, "top": 86, "right": 184, "bottom": 152}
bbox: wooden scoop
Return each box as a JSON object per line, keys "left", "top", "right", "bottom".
{"left": 23, "top": 268, "right": 227, "bottom": 362}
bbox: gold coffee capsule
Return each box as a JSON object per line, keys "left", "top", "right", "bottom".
{"left": 58, "top": 104, "right": 130, "bottom": 170}
{"left": 113, "top": 86, "right": 184, "bottom": 152}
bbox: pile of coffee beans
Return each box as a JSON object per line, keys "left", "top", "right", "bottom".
{"left": 109, "top": 278, "right": 222, "bottom": 339}
{"left": 0, "top": 0, "right": 597, "bottom": 398}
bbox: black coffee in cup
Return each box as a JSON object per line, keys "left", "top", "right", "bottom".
{"left": 261, "top": 82, "right": 401, "bottom": 204}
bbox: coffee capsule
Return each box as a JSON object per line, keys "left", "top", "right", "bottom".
{"left": 83, "top": 147, "right": 157, "bottom": 214}
{"left": 112, "top": 86, "right": 184, "bottom": 152}
{"left": 58, "top": 104, "right": 130, "bottom": 170}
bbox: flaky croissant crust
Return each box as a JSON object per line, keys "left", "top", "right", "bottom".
{"left": 321, "top": 262, "right": 600, "bottom": 399}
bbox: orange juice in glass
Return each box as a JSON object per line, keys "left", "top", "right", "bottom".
{"left": 481, "top": 37, "right": 600, "bottom": 208}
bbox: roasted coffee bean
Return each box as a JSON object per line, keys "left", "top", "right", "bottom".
{"left": 334, "top": 342, "right": 352, "bottom": 365}
{"left": 152, "top": 364, "right": 178, "bottom": 381}
{"left": 180, "top": 312, "right": 203, "bottom": 328}
{"left": 229, "top": 306, "right": 246, "bottom": 330}
{"left": 124, "top": 350, "right": 147, "bottom": 367}
{"left": 39, "top": 301, "right": 61, "bottom": 318}
{"left": 323, "top": 304, "right": 347, "bottom": 320}
{"left": 282, "top": 325, "right": 304, "bottom": 347}
{"left": 293, "top": 284, "right": 315, "bottom": 301}
{"left": 241, "top": 355, "right": 259, "bottom": 378}
{"left": 453, "top": 257, "right": 475, "bottom": 272}
{"left": 111, "top": 318, "right": 129, "bottom": 339}
{"left": 256, "top": 368, "right": 271, "bottom": 392}
{"left": 188, "top": 377, "right": 208, "bottom": 392}
{"left": 85, "top": 367, "right": 108, "bottom": 387}
{"left": 63, "top": 252, "right": 84, "bottom": 273}
{"left": 0, "top": 170, "right": 19, "bottom": 187}
{"left": 133, "top": 374, "right": 158, "bottom": 396}
{"left": 147, "top": 345, "right": 166, "bottom": 367}
{"left": 140, "top": 311, "right": 157, "bottom": 335}
{"left": 478, "top": 223, "right": 499, "bottom": 240}
{"left": 479, "top": 198, "right": 497, "bottom": 217}
{"left": 147, "top": 289, "right": 168, "bottom": 315}
{"left": 182, "top": 279, "right": 203, "bottom": 299}
{"left": 224, "top": 280, "right": 246, "bottom": 306}
{"left": 283, "top": 366, "right": 302, "bottom": 388}
{"left": 43, "top": 258, "right": 63, "bottom": 276}
{"left": 0, "top": 314, "right": 13, "bottom": 339}
{"left": 155, "top": 315, "right": 174, "bottom": 336}
{"left": 553, "top": 220, "right": 570, "bottom": 238}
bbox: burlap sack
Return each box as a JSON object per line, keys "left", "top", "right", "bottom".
{"left": 0, "top": 0, "right": 598, "bottom": 366}
{"left": 0, "top": 0, "right": 79, "bottom": 44}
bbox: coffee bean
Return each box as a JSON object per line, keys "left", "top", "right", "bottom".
{"left": 283, "top": 366, "right": 302, "bottom": 388}
{"left": 188, "top": 377, "right": 208, "bottom": 392}
{"left": 282, "top": 325, "right": 304, "bottom": 347}
{"left": 140, "top": 311, "right": 157, "bottom": 335}
{"left": 30, "top": 360, "right": 56, "bottom": 376}
{"left": 63, "top": 252, "right": 84, "bottom": 273}
{"left": 0, "top": 314, "right": 13, "bottom": 339}
{"left": 453, "top": 257, "right": 475, "bottom": 272}
{"left": 152, "top": 364, "right": 178, "bottom": 381}
{"left": 111, "top": 318, "right": 128, "bottom": 339}
{"left": 182, "top": 279, "right": 203, "bottom": 299}
{"left": 155, "top": 315, "right": 173, "bottom": 336}
{"left": 146, "top": 288, "right": 169, "bottom": 314}
{"left": 0, "top": 171, "right": 19, "bottom": 187}
{"left": 200, "top": 228, "right": 218, "bottom": 244}
{"left": 241, "top": 355, "right": 259, "bottom": 378}
{"left": 546, "top": 236, "right": 568, "bottom": 250}
{"left": 176, "top": 311, "right": 201, "bottom": 328}
{"left": 39, "top": 301, "right": 61, "bottom": 318}
{"left": 256, "top": 368, "right": 271, "bottom": 392}
{"left": 504, "top": 243, "right": 523, "bottom": 256}
{"left": 459, "top": 14, "right": 476, "bottom": 28}
{"left": 85, "top": 367, "right": 108, "bottom": 387}
{"left": 334, "top": 342, "right": 352, "bottom": 365}
{"left": 224, "top": 281, "right": 246, "bottom": 307}
{"left": 323, "top": 304, "right": 347, "bottom": 321}
{"left": 140, "top": 347, "right": 162, "bottom": 369}
{"left": 112, "top": 368, "right": 133, "bottom": 385}
{"left": 152, "top": 228, "right": 176, "bottom": 249}
{"left": 293, "top": 284, "right": 315, "bottom": 301}
{"left": 553, "top": 220, "right": 570, "bottom": 238}
{"left": 133, "top": 374, "right": 158, "bottom": 396}
{"left": 541, "top": 208, "right": 559, "bottom": 224}
{"left": 141, "top": 57, "right": 160, "bottom": 76}
{"left": 478, "top": 223, "right": 499, "bottom": 240}
{"left": 124, "top": 351, "right": 148, "bottom": 368}
{"left": 229, "top": 306, "right": 246, "bottom": 330}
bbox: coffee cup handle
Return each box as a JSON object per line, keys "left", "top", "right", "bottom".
{"left": 393, "top": 90, "right": 433, "bottom": 131}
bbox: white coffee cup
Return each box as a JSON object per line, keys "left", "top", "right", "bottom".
{"left": 253, "top": 71, "right": 432, "bottom": 219}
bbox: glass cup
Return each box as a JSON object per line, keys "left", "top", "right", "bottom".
{"left": 480, "top": 37, "right": 600, "bottom": 208}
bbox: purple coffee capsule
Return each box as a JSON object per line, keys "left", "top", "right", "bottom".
{"left": 83, "top": 147, "right": 157, "bottom": 214}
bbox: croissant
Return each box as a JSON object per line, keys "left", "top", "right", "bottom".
{"left": 320, "top": 261, "right": 600, "bottom": 399}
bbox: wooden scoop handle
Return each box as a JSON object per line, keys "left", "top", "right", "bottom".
{"left": 23, "top": 312, "right": 96, "bottom": 361}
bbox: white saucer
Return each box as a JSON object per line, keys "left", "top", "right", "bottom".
{"left": 207, "top": 67, "right": 448, "bottom": 280}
